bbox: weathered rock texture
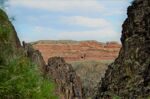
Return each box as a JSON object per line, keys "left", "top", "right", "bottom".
{"left": 23, "top": 42, "right": 46, "bottom": 73}
{"left": 32, "top": 40, "right": 120, "bottom": 98}
{"left": 23, "top": 42, "right": 83, "bottom": 99}
{"left": 95, "top": 0, "right": 150, "bottom": 98}
{"left": 31, "top": 40, "right": 121, "bottom": 99}
{"left": 23, "top": 43, "right": 83, "bottom": 99}
{"left": 45, "top": 57, "right": 82, "bottom": 99}
{"left": 32, "top": 40, "right": 121, "bottom": 62}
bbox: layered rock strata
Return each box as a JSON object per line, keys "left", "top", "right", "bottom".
{"left": 32, "top": 40, "right": 121, "bottom": 62}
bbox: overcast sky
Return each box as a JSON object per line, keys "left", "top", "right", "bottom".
{"left": 6, "top": 0, "right": 133, "bottom": 43}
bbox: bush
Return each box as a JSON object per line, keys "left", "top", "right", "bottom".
{"left": 0, "top": 55, "right": 57, "bottom": 99}
{"left": 0, "top": 8, "right": 57, "bottom": 99}
{"left": 0, "top": 24, "right": 10, "bottom": 42}
{"left": 113, "top": 95, "right": 121, "bottom": 99}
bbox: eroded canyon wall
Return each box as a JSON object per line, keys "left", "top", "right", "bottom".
{"left": 32, "top": 40, "right": 121, "bottom": 62}
{"left": 95, "top": 0, "right": 150, "bottom": 98}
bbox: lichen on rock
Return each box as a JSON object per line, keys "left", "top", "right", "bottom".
{"left": 95, "top": 0, "right": 150, "bottom": 98}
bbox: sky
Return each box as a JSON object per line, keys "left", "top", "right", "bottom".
{"left": 6, "top": 0, "right": 133, "bottom": 43}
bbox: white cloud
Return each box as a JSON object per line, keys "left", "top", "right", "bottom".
{"left": 21, "top": 25, "right": 120, "bottom": 43}
{"left": 33, "top": 26, "right": 53, "bottom": 34}
{"left": 8, "top": 0, "right": 132, "bottom": 16}
{"left": 58, "top": 28, "right": 120, "bottom": 42}
{"left": 9, "top": 0, "right": 104, "bottom": 13}
{"left": 8, "top": 0, "right": 129, "bottom": 43}
{"left": 61, "top": 16, "right": 111, "bottom": 28}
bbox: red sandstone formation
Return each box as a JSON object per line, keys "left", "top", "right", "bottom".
{"left": 31, "top": 40, "right": 121, "bottom": 62}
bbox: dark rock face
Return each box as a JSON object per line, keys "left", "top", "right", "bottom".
{"left": 23, "top": 43, "right": 83, "bottom": 99}
{"left": 23, "top": 42, "right": 46, "bottom": 73}
{"left": 45, "top": 57, "right": 82, "bottom": 99}
{"left": 95, "top": 0, "right": 150, "bottom": 98}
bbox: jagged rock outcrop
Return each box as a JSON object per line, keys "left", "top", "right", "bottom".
{"left": 31, "top": 40, "right": 121, "bottom": 99}
{"left": 95, "top": 0, "right": 150, "bottom": 98}
{"left": 32, "top": 40, "right": 121, "bottom": 62}
{"left": 22, "top": 41, "right": 46, "bottom": 73}
{"left": 32, "top": 40, "right": 120, "bottom": 98}
{"left": 23, "top": 42, "right": 83, "bottom": 99}
{"left": 45, "top": 57, "right": 82, "bottom": 99}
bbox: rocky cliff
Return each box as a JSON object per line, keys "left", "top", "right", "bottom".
{"left": 32, "top": 40, "right": 121, "bottom": 62}
{"left": 32, "top": 40, "right": 121, "bottom": 98}
{"left": 45, "top": 57, "right": 82, "bottom": 99}
{"left": 0, "top": 9, "right": 82, "bottom": 99}
{"left": 23, "top": 42, "right": 83, "bottom": 99}
{"left": 95, "top": 0, "right": 150, "bottom": 98}
{"left": 23, "top": 43, "right": 83, "bottom": 99}
{"left": 0, "top": 9, "right": 57, "bottom": 98}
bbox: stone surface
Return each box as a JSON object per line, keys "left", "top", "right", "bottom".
{"left": 31, "top": 40, "right": 121, "bottom": 99}
{"left": 95, "top": 0, "right": 150, "bottom": 98}
{"left": 32, "top": 40, "right": 121, "bottom": 63}
{"left": 23, "top": 43, "right": 83, "bottom": 99}
{"left": 45, "top": 57, "right": 82, "bottom": 99}
{"left": 23, "top": 42, "right": 46, "bottom": 73}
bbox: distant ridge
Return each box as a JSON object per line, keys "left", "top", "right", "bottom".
{"left": 31, "top": 40, "right": 121, "bottom": 62}
{"left": 30, "top": 40, "right": 120, "bottom": 45}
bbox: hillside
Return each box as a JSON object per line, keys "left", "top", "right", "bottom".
{"left": 0, "top": 9, "right": 82, "bottom": 99}
{"left": 0, "top": 9, "right": 57, "bottom": 99}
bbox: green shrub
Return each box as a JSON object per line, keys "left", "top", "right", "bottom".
{"left": 113, "top": 95, "right": 121, "bottom": 99}
{"left": 0, "top": 24, "right": 10, "bottom": 42}
{"left": 0, "top": 55, "right": 57, "bottom": 99}
{"left": 0, "top": 8, "right": 57, "bottom": 99}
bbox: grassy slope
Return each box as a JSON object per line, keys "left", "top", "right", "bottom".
{"left": 0, "top": 9, "right": 57, "bottom": 99}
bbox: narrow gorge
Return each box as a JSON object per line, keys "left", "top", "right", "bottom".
{"left": 31, "top": 40, "right": 121, "bottom": 98}
{"left": 0, "top": 0, "right": 150, "bottom": 99}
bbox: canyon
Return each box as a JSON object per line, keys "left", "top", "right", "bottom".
{"left": 0, "top": 9, "right": 82, "bottom": 99}
{"left": 0, "top": 0, "right": 150, "bottom": 98}
{"left": 31, "top": 40, "right": 121, "bottom": 98}
{"left": 32, "top": 40, "right": 121, "bottom": 63}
